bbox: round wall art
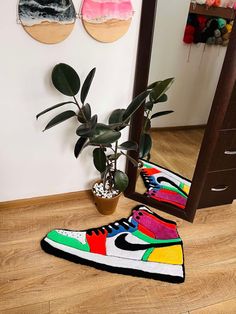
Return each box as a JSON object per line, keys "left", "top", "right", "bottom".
{"left": 80, "top": 0, "right": 133, "bottom": 43}
{"left": 18, "top": 0, "right": 76, "bottom": 44}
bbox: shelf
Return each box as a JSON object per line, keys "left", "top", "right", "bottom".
{"left": 189, "top": 3, "right": 235, "bottom": 19}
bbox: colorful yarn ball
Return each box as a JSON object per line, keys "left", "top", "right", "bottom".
{"left": 218, "top": 18, "right": 227, "bottom": 29}
{"left": 206, "top": 36, "right": 216, "bottom": 44}
{"left": 183, "top": 25, "right": 195, "bottom": 44}
{"left": 213, "top": 0, "right": 221, "bottom": 6}
{"left": 198, "top": 15, "right": 207, "bottom": 30}
{"left": 214, "top": 29, "right": 221, "bottom": 38}
{"left": 206, "top": 0, "right": 215, "bottom": 6}
{"left": 221, "top": 26, "right": 228, "bottom": 34}
{"left": 226, "top": 23, "right": 233, "bottom": 33}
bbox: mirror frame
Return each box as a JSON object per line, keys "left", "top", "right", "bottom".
{"left": 124, "top": 0, "right": 236, "bottom": 222}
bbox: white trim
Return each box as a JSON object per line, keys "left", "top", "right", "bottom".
{"left": 44, "top": 238, "right": 184, "bottom": 278}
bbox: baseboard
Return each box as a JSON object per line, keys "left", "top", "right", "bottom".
{"left": 0, "top": 189, "right": 92, "bottom": 210}
{"left": 151, "top": 124, "right": 206, "bottom": 131}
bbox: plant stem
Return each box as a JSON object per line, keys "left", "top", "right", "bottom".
{"left": 114, "top": 141, "right": 118, "bottom": 172}
{"left": 73, "top": 96, "right": 88, "bottom": 122}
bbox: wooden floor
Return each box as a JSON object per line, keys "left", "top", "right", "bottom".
{"left": 136, "top": 128, "right": 205, "bottom": 194}
{"left": 0, "top": 193, "right": 236, "bottom": 313}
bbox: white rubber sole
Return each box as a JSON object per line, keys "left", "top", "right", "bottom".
{"left": 44, "top": 237, "right": 184, "bottom": 278}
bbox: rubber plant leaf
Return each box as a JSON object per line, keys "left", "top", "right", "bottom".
{"left": 118, "top": 141, "right": 138, "bottom": 151}
{"left": 52, "top": 63, "right": 80, "bottom": 96}
{"left": 144, "top": 101, "right": 153, "bottom": 111}
{"left": 151, "top": 110, "right": 174, "bottom": 120}
{"left": 90, "top": 124, "right": 121, "bottom": 145}
{"left": 80, "top": 68, "right": 96, "bottom": 104}
{"left": 114, "top": 170, "right": 129, "bottom": 192}
{"left": 156, "top": 94, "right": 168, "bottom": 103}
{"left": 109, "top": 109, "right": 127, "bottom": 130}
{"left": 74, "top": 137, "right": 87, "bottom": 158}
{"left": 43, "top": 110, "right": 76, "bottom": 131}
{"left": 150, "top": 78, "right": 174, "bottom": 102}
{"left": 122, "top": 90, "right": 150, "bottom": 122}
{"left": 36, "top": 101, "right": 76, "bottom": 120}
{"left": 139, "top": 133, "right": 152, "bottom": 158}
{"left": 109, "top": 109, "right": 126, "bottom": 124}
{"left": 93, "top": 148, "right": 107, "bottom": 173}
{"left": 76, "top": 114, "right": 97, "bottom": 137}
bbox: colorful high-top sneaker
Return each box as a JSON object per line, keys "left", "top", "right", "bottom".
{"left": 41, "top": 205, "right": 185, "bottom": 283}
{"left": 140, "top": 160, "right": 191, "bottom": 209}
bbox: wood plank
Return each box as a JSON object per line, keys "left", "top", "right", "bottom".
{"left": 0, "top": 302, "right": 49, "bottom": 314}
{"left": 0, "top": 240, "right": 66, "bottom": 273}
{"left": 190, "top": 298, "right": 236, "bottom": 314}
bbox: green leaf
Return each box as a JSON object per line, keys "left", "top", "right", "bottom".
{"left": 77, "top": 103, "right": 91, "bottom": 123}
{"left": 76, "top": 114, "right": 97, "bottom": 137}
{"left": 118, "top": 141, "right": 138, "bottom": 151}
{"left": 156, "top": 94, "right": 168, "bottom": 103}
{"left": 43, "top": 110, "right": 76, "bottom": 131}
{"left": 36, "top": 101, "right": 76, "bottom": 120}
{"left": 139, "top": 133, "right": 152, "bottom": 158}
{"left": 144, "top": 101, "right": 153, "bottom": 111}
{"left": 52, "top": 63, "right": 80, "bottom": 96}
{"left": 151, "top": 110, "right": 174, "bottom": 120}
{"left": 114, "top": 170, "right": 129, "bottom": 192}
{"left": 74, "top": 137, "right": 87, "bottom": 158}
{"left": 109, "top": 109, "right": 126, "bottom": 124}
{"left": 151, "top": 78, "right": 174, "bottom": 102}
{"left": 80, "top": 68, "right": 96, "bottom": 104}
{"left": 122, "top": 90, "right": 150, "bottom": 122}
{"left": 89, "top": 124, "right": 121, "bottom": 145}
{"left": 147, "top": 81, "right": 160, "bottom": 89}
{"left": 108, "top": 109, "right": 127, "bottom": 130}
{"left": 93, "top": 148, "right": 106, "bottom": 173}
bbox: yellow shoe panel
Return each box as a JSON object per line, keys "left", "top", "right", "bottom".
{"left": 148, "top": 245, "right": 183, "bottom": 265}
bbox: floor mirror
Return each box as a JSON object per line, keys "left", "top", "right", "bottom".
{"left": 125, "top": 0, "right": 236, "bottom": 222}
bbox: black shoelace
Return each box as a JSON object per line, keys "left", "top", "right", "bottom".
{"left": 87, "top": 218, "right": 136, "bottom": 236}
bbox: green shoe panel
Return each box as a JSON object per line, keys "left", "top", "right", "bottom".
{"left": 46, "top": 230, "right": 90, "bottom": 252}
{"left": 133, "top": 230, "right": 182, "bottom": 245}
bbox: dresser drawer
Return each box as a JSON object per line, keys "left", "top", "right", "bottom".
{"left": 210, "top": 130, "right": 236, "bottom": 171}
{"left": 198, "top": 169, "right": 236, "bottom": 209}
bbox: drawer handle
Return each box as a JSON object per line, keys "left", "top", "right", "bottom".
{"left": 224, "top": 150, "right": 236, "bottom": 155}
{"left": 211, "top": 185, "right": 229, "bottom": 192}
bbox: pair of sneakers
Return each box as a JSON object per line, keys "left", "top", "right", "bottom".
{"left": 41, "top": 205, "right": 185, "bottom": 283}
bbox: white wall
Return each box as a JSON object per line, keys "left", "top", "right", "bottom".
{"left": 149, "top": 0, "right": 226, "bottom": 127}
{"left": 0, "top": 0, "right": 142, "bottom": 202}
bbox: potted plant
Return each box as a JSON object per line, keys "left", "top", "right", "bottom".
{"left": 139, "top": 78, "right": 175, "bottom": 160}
{"left": 36, "top": 63, "right": 150, "bottom": 215}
